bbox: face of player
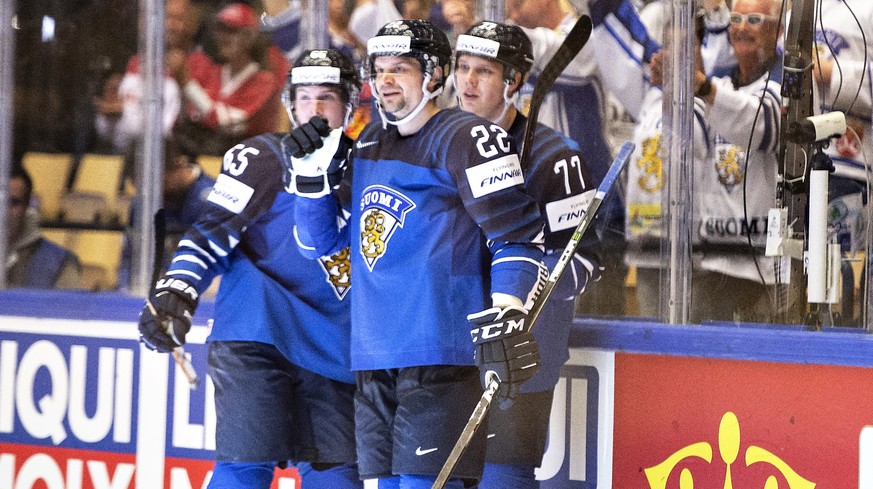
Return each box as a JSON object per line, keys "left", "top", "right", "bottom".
{"left": 373, "top": 56, "right": 427, "bottom": 119}
{"left": 294, "top": 85, "right": 347, "bottom": 129}
{"left": 455, "top": 54, "right": 514, "bottom": 123}
{"left": 729, "top": 0, "right": 780, "bottom": 68}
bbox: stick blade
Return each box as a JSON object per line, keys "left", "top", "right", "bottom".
{"left": 536, "top": 15, "right": 592, "bottom": 91}
{"left": 554, "top": 15, "right": 593, "bottom": 65}
{"left": 522, "top": 15, "right": 593, "bottom": 165}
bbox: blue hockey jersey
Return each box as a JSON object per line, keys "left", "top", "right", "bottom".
{"left": 294, "top": 108, "right": 545, "bottom": 370}
{"left": 165, "top": 133, "right": 354, "bottom": 383}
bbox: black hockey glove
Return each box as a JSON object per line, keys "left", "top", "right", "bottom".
{"left": 281, "top": 117, "right": 350, "bottom": 197}
{"left": 468, "top": 305, "right": 541, "bottom": 410}
{"left": 138, "top": 277, "right": 199, "bottom": 353}
{"left": 285, "top": 116, "right": 331, "bottom": 158}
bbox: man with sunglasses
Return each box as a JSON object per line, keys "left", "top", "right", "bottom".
{"left": 728, "top": 11, "right": 776, "bottom": 26}
{"left": 674, "top": 0, "right": 785, "bottom": 322}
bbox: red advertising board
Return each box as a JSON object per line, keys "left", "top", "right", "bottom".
{"left": 612, "top": 353, "right": 873, "bottom": 488}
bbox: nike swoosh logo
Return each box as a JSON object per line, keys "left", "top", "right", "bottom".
{"left": 415, "top": 446, "right": 438, "bottom": 456}
{"left": 356, "top": 140, "right": 378, "bottom": 149}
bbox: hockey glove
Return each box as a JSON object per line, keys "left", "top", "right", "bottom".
{"left": 138, "top": 277, "right": 198, "bottom": 353}
{"left": 282, "top": 118, "right": 350, "bottom": 197}
{"left": 468, "top": 305, "right": 541, "bottom": 410}
{"left": 285, "top": 116, "right": 331, "bottom": 157}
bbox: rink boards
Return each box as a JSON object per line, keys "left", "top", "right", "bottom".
{"left": 2, "top": 289, "right": 873, "bottom": 488}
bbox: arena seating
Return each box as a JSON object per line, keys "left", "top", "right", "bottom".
{"left": 21, "top": 152, "right": 74, "bottom": 221}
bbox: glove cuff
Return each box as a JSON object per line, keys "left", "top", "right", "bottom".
{"left": 285, "top": 169, "right": 340, "bottom": 198}
{"left": 154, "top": 277, "right": 199, "bottom": 307}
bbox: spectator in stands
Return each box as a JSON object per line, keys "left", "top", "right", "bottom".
{"left": 611, "top": 5, "right": 712, "bottom": 319}
{"left": 5, "top": 166, "right": 82, "bottom": 289}
{"left": 330, "top": 0, "right": 366, "bottom": 58}
{"left": 173, "top": 3, "right": 288, "bottom": 156}
{"left": 117, "top": 0, "right": 201, "bottom": 152}
{"left": 402, "top": 0, "right": 434, "bottom": 19}
{"left": 347, "top": 0, "right": 402, "bottom": 46}
{"left": 441, "top": 0, "right": 476, "bottom": 44}
{"left": 116, "top": 138, "right": 217, "bottom": 291}
{"left": 649, "top": 0, "right": 783, "bottom": 322}
{"left": 261, "top": 0, "right": 365, "bottom": 63}
{"left": 92, "top": 71, "right": 127, "bottom": 154}
{"left": 260, "top": 0, "right": 376, "bottom": 137}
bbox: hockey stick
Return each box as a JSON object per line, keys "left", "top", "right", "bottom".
{"left": 431, "top": 141, "right": 633, "bottom": 489}
{"left": 145, "top": 208, "right": 199, "bottom": 388}
{"left": 518, "top": 14, "right": 593, "bottom": 169}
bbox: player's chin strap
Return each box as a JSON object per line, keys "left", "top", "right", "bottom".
{"left": 493, "top": 82, "right": 518, "bottom": 125}
{"left": 372, "top": 73, "right": 444, "bottom": 129}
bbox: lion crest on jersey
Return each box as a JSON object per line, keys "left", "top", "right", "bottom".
{"left": 359, "top": 185, "right": 416, "bottom": 271}
{"left": 715, "top": 144, "right": 745, "bottom": 191}
{"left": 318, "top": 247, "right": 351, "bottom": 300}
{"left": 637, "top": 134, "right": 663, "bottom": 193}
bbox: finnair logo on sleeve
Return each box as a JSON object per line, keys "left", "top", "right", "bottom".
{"left": 456, "top": 35, "right": 500, "bottom": 59}
{"left": 466, "top": 154, "right": 524, "bottom": 198}
{"left": 207, "top": 173, "right": 254, "bottom": 214}
{"left": 291, "top": 66, "right": 341, "bottom": 85}
{"left": 545, "top": 189, "right": 595, "bottom": 231}
{"left": 367, "top": 35, "right": 412, "bottom": 56}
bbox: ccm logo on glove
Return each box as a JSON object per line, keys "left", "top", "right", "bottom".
{"left": 470, "top": 316, "right": 527, "bottom": 343}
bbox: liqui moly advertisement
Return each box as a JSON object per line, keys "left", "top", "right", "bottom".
{"left": 4, "top": 300, "right": 873, "bottom": 488}
{"left": 0, "top": 315, "right": 302, "bottom": 489}
{"left": 0, "top": 311, "right": 600, "bottom": 489}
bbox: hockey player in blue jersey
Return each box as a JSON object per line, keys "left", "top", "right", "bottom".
{"left": 137, "top": 49, "right": 363, "bottom": 489}
{"left": 452, "top": 21, "right": 599, "bottom": 488}
{"left": 286, "top": 19, "right": 547, "bottom": 489}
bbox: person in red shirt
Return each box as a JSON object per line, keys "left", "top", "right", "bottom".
{"left": 175, "top": 3, "right": 288, "bottom": 155}
{"left": 117, "top": 0, "right": 200, "bottom": 151}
